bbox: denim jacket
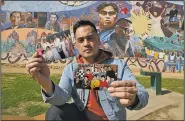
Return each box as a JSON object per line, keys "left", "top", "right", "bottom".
{"left": 42, "top": 58, "right": 149, "bottom": 120}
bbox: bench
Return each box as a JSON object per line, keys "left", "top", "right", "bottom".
{"left": 140, "top": 69, "right": 162, "bottom": 95}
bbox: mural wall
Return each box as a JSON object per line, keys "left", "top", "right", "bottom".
{"left": 1, "top": 1, "right": 184, "bottom": 73}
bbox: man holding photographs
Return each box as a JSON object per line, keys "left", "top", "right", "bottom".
{"left": 26, "top": 20, "right": 148, "bottom": 120}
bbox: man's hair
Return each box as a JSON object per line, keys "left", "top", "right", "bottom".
{"left": 97, "top": 2, "right": 119, "bottom": 13}
{"left": 49, "top": 13, "right": 59, "bottom": 19}
{"left": 101, "top": 75, "right": 105, "bottom": 78}
{"left": 73, "top": 20, "right": 97, "bottom": 35}
{"left": 10, "top": 11, "right": 21, "bottom": 18}
{"left": 87, "top": 69, "right": 90, "bottom": 71}
{"left": 93, "top": 74, "right": 98, "bottom": 77}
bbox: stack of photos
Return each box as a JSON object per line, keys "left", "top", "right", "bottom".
{"left": 74, "top": 64, "right": 118, "bottom": 90}
{"left": 36, "top": 30, "right": 75, "bottom": 63}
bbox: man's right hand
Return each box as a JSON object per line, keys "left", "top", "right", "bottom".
{"left": 26, "top": 52, "right": 50, "bottom": 79}
{"left": 26, "top": 52, "right": 53, "bottom": 95}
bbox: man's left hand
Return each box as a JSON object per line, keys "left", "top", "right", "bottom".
{"left": 108, "top": 81, "right": 138, "bottom": 107}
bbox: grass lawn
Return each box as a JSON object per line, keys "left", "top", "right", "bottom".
{"left": 1, "top": 73, "right": 184, "bottom": 117}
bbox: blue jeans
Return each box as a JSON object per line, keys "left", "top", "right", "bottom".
{"left": 163, "top": 62, "right": 168, "bottom": 71}
{"left": 176, "top": 62, "right": 181, "bottom": 71}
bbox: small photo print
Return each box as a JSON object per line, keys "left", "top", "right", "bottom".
{"left": 36, "top": 30, "right": 75, "bottom": 63}
{"left": 74, "top": 64, "right": 118, "bottom": 90}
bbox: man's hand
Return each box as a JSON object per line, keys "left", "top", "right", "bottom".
{"left": 108, "top": 81, "right": 138, "bottom": 107}
{"left": 26, "top": 52, "right": 53, "bottom": 95}
{"left": 26, "top": 52, "right": 50, "bottom": 79}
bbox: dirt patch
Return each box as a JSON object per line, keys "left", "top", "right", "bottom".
{"left": 2, "top": 101, "right": 50, "bottom": 116}
{"left": 140, "top": 104, "right": 181, "bottom": 120}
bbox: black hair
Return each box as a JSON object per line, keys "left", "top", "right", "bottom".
{"left": 93, "top": 74, "right": 98, "bottom": 77}
{"left": 10, "top": 11, "right": 21, "bottom": 18}
{"left": 97, "top": 2, "right": 119, "bottom": 13}
{"left": 49, "top": 13, "right": 59, "bottom": 19}
{"left": 46, "top": 46, "right": 50, "bottom": 51}
{"left": 101, "top": 75, "right": 105, "bottom": 78}
{"left": 87, "top": 69, "right": 90, "bottom": 71}
{"left": 36, "top": 43, "right": 42, "bottom": 49}
{"left": 115, "top": 18, "right": 132, "bottom": 28}
{"left": 73, "top": 20, "right": 97, "bottom": 35}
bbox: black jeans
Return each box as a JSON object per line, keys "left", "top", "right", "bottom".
{"left": 46, "top": 103, "right": 88, "bottom": 121}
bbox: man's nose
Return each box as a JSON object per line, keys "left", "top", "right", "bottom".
{"left": 105, "top": 14, "right": 110, "bottom": 18}
{"left": 83, "top": 39, "right": 90, "bottom": 46}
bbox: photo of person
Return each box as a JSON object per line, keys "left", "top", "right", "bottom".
{"left": 82, "top": 75, "right": 91, "bottom": 89}
{"left": 73, "top": 63, "right": 117, "bottom": 90}
{"left": 35, "top": 31, "right": 75, "bottom": 63}
{"left": 100, "top": 75, "right": 108, "bottom": 88}
{"left": 90, "top": 74, "right": 100, "bottom": 90}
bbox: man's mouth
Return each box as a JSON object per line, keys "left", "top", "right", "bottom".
{"left": 84, "top": 48, "right": 92, "bottom": 52}
{"left": 104, "top": 20, "right": 111, "bottom": 24}
{"left": 123, "top": 34, "right": 130, "bottom": 40}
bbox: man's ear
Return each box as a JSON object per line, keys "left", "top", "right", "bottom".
{"left": 74, "top": 39, "right": 77, "bottom": 48}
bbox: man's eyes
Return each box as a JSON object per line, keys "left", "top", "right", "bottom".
{"left": 77, "top": 36, "right": 94, "bottom": 43}
{"left": 77, "top": 39, "right": 84, "bottom": 43}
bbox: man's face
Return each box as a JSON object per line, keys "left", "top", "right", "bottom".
{"left": 104, "top": 67, "right": 107, "bottom": 71}
{"left": 99, "top": 6, "right": 117, "bottom": 29}
{"left": 84, "top": 77, "right": 88, "bottom": 82}
{"left": 153, "top": 12, "right": 158, "bottom": 17}
{"left": 50, "top": 14, "right": 57, "bottom": 24}
{"left": 87, "top": 70, "right": 90, "bottom": 74}
{"left": 101, "top": 77, "right": 105, "bottom": 81}
{"left": 106, "top": 76, "right": 111, "bottom": 82}
{"left": 75, "top": 25, "right": 100, "bottom": 59}
{"left": 103, "top": 43, "right": 109, "bottom": 49}
{"left": 119, "top": 22, "right": 133, "bottom": 40}
{"left": 108, "top": 66, "right": 112, "bottom": 71}
{"left": 93, "top": 76, "right": 97, "bottom": 79}
{"left": 11, "top": 12, "right": 21, "bottom": 26}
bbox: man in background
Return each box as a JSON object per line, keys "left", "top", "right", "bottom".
{"left": 45, "top": 13, "right": 62, "bottom": 32}
{"left": 3, "top": 11, "right": 25, "bottom": 30}
{"left": 97, "top": 2, "right": 135, "bottom": 57}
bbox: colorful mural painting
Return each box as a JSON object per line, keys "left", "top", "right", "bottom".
{"left": 1, "top": 1, "right": 184, "bottom": 73}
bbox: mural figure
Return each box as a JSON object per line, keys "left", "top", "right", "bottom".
{"left": 45, "top": 13, "right": 62, "bottom": 32}
{"left": 149, "top": 4, "right": 168, "bottom": 37}
{"left": 7, "top": 30, "right": 27, "bottom": 57}
{"left": 2, "top": 11, "right": 25, "bottom": 30}
{"left": 0, "top": 1, "right": 184, "bottom": 71}
{"left": 97, "top": 2, "right": 134, "bottom": 58}
{"left": 166, "top": 4, "right": 178, "bottom": 23}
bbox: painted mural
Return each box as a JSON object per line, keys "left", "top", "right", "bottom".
{"left": 1, "top": 1, "right": 184, "bottom": 73}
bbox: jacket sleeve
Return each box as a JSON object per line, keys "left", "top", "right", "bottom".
{"left": 117, "top": 59, "right": 149, "bottom": 110}
{"left": 41, "top": 64, "right": 73, "bottom": 106}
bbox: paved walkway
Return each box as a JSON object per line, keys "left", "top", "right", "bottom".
{"left": 127, "top": 88, "right": 184, "bottom": 120}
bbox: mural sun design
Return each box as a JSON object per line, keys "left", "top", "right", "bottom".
{"left": 131, "top": 8, "right": 152, "bottom": 39}
{"left": 58, "top": 1, "right": 88, "bottom": 6}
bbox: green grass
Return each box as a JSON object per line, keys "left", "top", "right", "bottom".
{"left": 1, "top": 73, "right": 61, "bottom": 117}
{"left": 1, "top": 74, "right": 184, "bottom": 117}
{"left": 136, "top": 76, "right": 184, "bottom": 94}
{"left": 26, "top": 104, "right": 49, "bottom": 117}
